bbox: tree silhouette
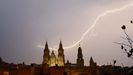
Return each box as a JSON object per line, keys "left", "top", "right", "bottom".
{"left": 116, "top": 20, "right": 133, "bottom": 59}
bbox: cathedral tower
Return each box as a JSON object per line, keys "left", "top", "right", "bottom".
{"left": 89, "top": 57, "right": 97, "bottom": 75}
{"left": 76, "top": 45, "right": 84, "bottom": 67}
{"left": 50, "top": 51, "right": 57, "bottom": 67}
{"left": 57, "top": 41, "right": 65, "bottom": 66}
{"left": 90, "top": 56, "right": 96, "bottom": 68}
{"left": 43, "top": 41, "right": 50, "bottom": 65}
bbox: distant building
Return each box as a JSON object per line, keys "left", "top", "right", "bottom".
{"left": 42, "top": 41, "right": 65, "bottom": 67}
{"left": 42, "top": 41, "right": 50, "bottom": 65}
{"left": 76, "top": 46, "right": 84, "bottom": 67}
{"left": 49, "top": 50, "right": 56, "bottom": 67}
{"left": 57, "top": 41, "right": 65, "bottom": 67}
{"left": 0, "top": 41, "right": 132, "bottom": 75}
{"left": 42, "top": 41, "right": 99, "bottom": 75}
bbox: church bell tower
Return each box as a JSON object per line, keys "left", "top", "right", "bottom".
{"left": 50, "top": 51, "right": 56, "bottom": 67}
{"left": 42, "top": 41, "right": 50, "bottom": 65}
{"left": 77, "top": 45, "right": 84, "bottom": 67}
{"left": 57, "top": 41, "right": 65, "bottom": 66}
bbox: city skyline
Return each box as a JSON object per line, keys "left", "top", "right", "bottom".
{"left": 1, "top": 0, "right": 133, "bottom": 67}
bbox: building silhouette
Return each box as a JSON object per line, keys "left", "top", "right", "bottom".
{"left": 76, "top": 45, "right": 84, "bottom": 67}
{"left": 0, "top": 41, "right": 133, "bottom": 75}
{"left": 42, "top": 41, "right": 50, "bottom": 65}
{"left": 42, "top": 41, "right": 98, "bottom": 75}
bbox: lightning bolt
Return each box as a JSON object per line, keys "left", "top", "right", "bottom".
{"left": 38, "top": 3, "right": 133, "bottom": 50}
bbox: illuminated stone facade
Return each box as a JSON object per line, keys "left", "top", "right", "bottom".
{"left": 57, "top": 41, "right": 65, "bottom": 66}
{"left": 42, "top": 41, "right": 65, "bottom": 67}
{"left": 49, "top": 51, "right": 56, "bottom": 67}
{"left": 1, "top": 41, "right": 131, "bottom": 75}
{"left": 42, "top": 41, "right": 99, "bottom": 75}
{"left": 42, "top": 41, "right": 50, "bottom": 65}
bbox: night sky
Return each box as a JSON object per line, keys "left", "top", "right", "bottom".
{"left": 0, "top": 0, "right": 133, "bottom": 66}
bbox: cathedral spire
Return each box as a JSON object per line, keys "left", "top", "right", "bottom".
{"left": 77, "top": 45, "right": 84, "bottom": 67}
{"left": 43, "top": 41, "right": 50, "bottom": 65}
{"left": 59, "top": 40, "right": 63, "bottom": 49}
{"left": 50, "top": 50, "right": 56, "bottom": 67}
{"left": 90, "top": 56, "right": 97, "bottom": 68}
{"left": 45, "top": 41, "right": 48, "bottom": 46}
{"left": 45, "top": 41, "right": 48, "bottom": 48}
{"left": 78, "top": 45, "right": 83, "bottom": 58}
{"left": 57, "top": 40, "right": 65, "bottom": 66}
{"left": 90, "top": 56, "right": 94, "bottom": 63}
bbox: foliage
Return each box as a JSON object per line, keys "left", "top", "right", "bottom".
{"left": 116, "top": 20, "right": 133, "bottom": 59}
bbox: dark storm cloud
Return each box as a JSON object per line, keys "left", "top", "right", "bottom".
{"left": 0, "top": 0, "right": 47, "bottom": 64}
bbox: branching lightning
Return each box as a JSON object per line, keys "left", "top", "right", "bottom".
{"left": 38, "top": 3, "right": 133, "bottom": 50}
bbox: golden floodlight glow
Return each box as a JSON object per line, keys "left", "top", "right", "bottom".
{"left": 38, "top": 3, "right": 133, "bottom": 50}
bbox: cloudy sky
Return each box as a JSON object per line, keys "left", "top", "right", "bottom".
{"left": 0, "top": 0, "right": 133, "bottom": 66}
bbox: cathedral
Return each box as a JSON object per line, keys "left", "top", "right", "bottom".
{"left": 42, "top": 41, "right": 65, "bottom": 67}
{"left": 42, "top": 41, "right": 98, "bottom": 75}
{"left": 0, "top": 41, "right": 132, "bottom": 75}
